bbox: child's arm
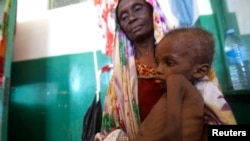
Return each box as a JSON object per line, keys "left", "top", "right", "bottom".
{"left": 134, "top": 74, "right": 204, "bottom": 141}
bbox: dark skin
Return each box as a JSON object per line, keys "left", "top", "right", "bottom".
{"left": 155, "top": 35, "right": 210, "bottom": 86}
{"left": 133, "top": 32, "right": 208, "bottom": 141}
{"left": 117, "top": 0, "right": 156, "bottom": 68}
{"left": 134, "top": 75, "right": 205, "bottom": 141}
{"left": 117, "top": 1, "right": 207, "bottom": 141}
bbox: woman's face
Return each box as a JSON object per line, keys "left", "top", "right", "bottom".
{"left": 117, "top": 0, "right": 154, "bottom": 42}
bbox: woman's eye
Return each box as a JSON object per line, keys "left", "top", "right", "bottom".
{"left": 134, "top": 5, "right": 142, "bottom": 12}
{"left": 121, "top": 14, "right": 128, "bottom": 21}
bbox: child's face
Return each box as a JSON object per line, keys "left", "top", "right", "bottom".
{"left": 155, "top": 37, "right": 198, "bottom": 87}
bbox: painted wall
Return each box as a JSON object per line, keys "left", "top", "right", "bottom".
{"left": 13, "top": 0, "right": 105, "bottom": 61}
{"left": 8, "top": 0, "right": 250, "bottom": 140}
{"left": 9, "top": 1, "right": 112, "bottom": 141}
{"left": 9, "top": 52, "right": 112, "bottom": 141}
{"left": 200, "top": 0, "right": 250, "bottom": 124}
{"left": 226, "top": 0, "right": 250, "bottom": 35}
{"left": 12, "top": 0, "right": 213, "bottom": 62}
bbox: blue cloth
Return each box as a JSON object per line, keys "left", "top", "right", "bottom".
{"left": 170, "top": 0, "right": 194, "bottom": 27}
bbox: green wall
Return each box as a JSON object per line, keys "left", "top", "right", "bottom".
{"left": 8, "top": 51, "right": 111, "bottom": 141}
{"left": 7, "top": 1, "right": 250, "bottom": 140}
{"left": 209, "top": 0, "right": 250, "bottom": 92}
{"left": 196, "top": 0, "right": 250, "bottom": 124}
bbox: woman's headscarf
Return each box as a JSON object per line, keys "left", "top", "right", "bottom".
{"left": 93, "top": 0, "right": 236, "bottom": 140}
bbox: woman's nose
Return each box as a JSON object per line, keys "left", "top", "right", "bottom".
{"left": 128, "top": 13, "right": 137, "bottom": 24}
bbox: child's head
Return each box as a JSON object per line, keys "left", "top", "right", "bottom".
{"left": 155, "top": 27, "right": 215, "bottom": 83}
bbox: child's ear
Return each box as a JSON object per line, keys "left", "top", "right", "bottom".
{"left": 192, "top": 64, "right": 210, "bottom": 79}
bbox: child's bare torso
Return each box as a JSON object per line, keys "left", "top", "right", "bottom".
{"left": 134, "top": 76, "right": 205, "bottom": 141}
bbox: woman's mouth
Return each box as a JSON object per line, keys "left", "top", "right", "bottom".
{"left": 131, "top": 25, "right": 142, "bottom": 33}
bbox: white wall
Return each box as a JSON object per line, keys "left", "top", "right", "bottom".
{"left": 13, "top": 0, "right": 213, "bottom": 62}
{"left": 226, "top": 0, "right": 250, "bottom": 35}
{"left": 13, "top": 0, "right": 104, "bottom": 62}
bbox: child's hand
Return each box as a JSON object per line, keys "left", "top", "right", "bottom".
{"left": 165, "top": 74, "right": 193, "bottom": 99}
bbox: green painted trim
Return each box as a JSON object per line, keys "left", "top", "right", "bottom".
{"left": 196, "top": 0, "right": 250, "bottom": 93}
{"left": 1, "top": 0, "right": 17, "bottom": 141}
{"left": 209, "top": 0, "right": 250, "bottom": 94}
{"left": 9, "top": 52, "right": 112, "bottom": 141}
{"left": 225, "top": 94, "right": 250, "bottom": 124}
{"left": 4, "top": 0, "right": 16, "bottom": 78}
{"left": 195, "top": 15, "right": 231, "bottom": 90}
{"left": 196, "top": 1, "right": 250, "bottom": 125}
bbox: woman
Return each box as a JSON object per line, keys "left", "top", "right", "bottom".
{"left": 94, "top": 0, "right": 236, "bottom": 140}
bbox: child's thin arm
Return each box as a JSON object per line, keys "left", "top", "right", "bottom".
{"left": 134, "top": 75, "right": 185, "bottom": 141}
{"left": 154, "top": 75, "right": 185, "bottom": 141}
